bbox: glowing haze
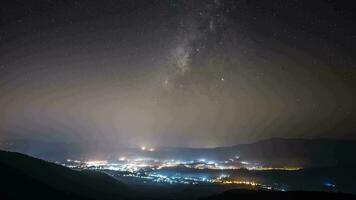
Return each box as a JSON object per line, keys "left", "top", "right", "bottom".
{"left": 0, "top": 0, "right": 355, "bottom": 147}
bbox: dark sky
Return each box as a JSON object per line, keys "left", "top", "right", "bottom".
{"left": 0, "top": 0, "right": 355, "bottom": 147}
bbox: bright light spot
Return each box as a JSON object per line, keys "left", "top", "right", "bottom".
{"left": 119, "top": 157, "right": 126, "bottom": 161}
{"left": 141, "top": 146, "right": 146, "bottom": 151}
{"left": 85, "top": 160, "right": 107, "bottom": 166}
{"left": 207, "top": 161, "right": 216, "bottom": 165}
{"left": 324, "top": 182, "right": 336, "bottom": 188}
{"left": 149, "top": 148, "right": 155, "bottom": 152}
{"left": 221, "top": 77, "right": 225, "bottom": 81}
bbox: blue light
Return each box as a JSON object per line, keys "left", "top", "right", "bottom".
{"left": 324, "top": 182, "right": 336, "bottom": 188}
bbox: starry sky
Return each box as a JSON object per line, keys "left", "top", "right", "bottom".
{"left": 0, "top": 0, "right": 356, "bottom": 147}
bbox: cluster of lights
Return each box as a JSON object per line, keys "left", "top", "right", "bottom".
{"left": 85, "top": 160, "right": 108, "bottom": 166}
{"left": 246, "top": 166, "right": 302, "bottom": 171}
{"left": 214, "top": 179, "right": 259, "bottom": 186}
{"left": 140, "top": 146, "right": 155, "bottom": 152}
{"left": 116, "top": 170, "right": 277, "bottom": 190}
{"left": 62, "top": 156, "right": 294, "bottom": 191}
{"left": 64, "top": 155, "right": 301, "bottom": 173}
{"left": 61, "top": 150, "right": 301, "bottom": 192}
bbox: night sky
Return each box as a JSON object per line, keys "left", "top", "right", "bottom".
{"left": 0, "top": 0, "right": 355, "bottom": 147}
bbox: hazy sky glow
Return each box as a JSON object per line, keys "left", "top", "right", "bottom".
{"left": 0, "top": 0, "right": 356, "bottom": 147}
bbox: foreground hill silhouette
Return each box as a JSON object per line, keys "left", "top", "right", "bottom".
{"left": 1, "top": 150, "right": 355, "bottom": 200}
{"left": 0, "top": 150, "right": 133, "bottom": 200}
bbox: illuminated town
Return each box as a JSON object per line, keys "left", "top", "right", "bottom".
{"left": 60, "top": 146, "right": 300, "bottom": 191}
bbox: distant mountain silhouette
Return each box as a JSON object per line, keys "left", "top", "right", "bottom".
{"left": 158, "top": 138, "right": 356, "bottom": 167}
{"left": 199, "top": 189, "right": 356, "bottom": 200}
{"left": 0, "top": 150, "right": 132, "bottom": 200}
{"left": 2, "top": 138, "right": 356, "bottom": 168}
{"left": 0, "top": 139, "right": 86, "bottom": 162}
{"left": 227, "top": 138, "right": 356, "bottom": 167}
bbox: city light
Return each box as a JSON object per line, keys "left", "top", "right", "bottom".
{"left": 140, "top": 146, "right": 156, "bottom": 152}
{"left": 61, "top": 154, "right": 301, "bottom": 192}
{"left": 85, "top": 160, "right": 108, "bottom": 167}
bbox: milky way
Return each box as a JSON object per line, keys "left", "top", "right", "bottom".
{"left": 0, "top": 0, "right": 355, "bottom": 147}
